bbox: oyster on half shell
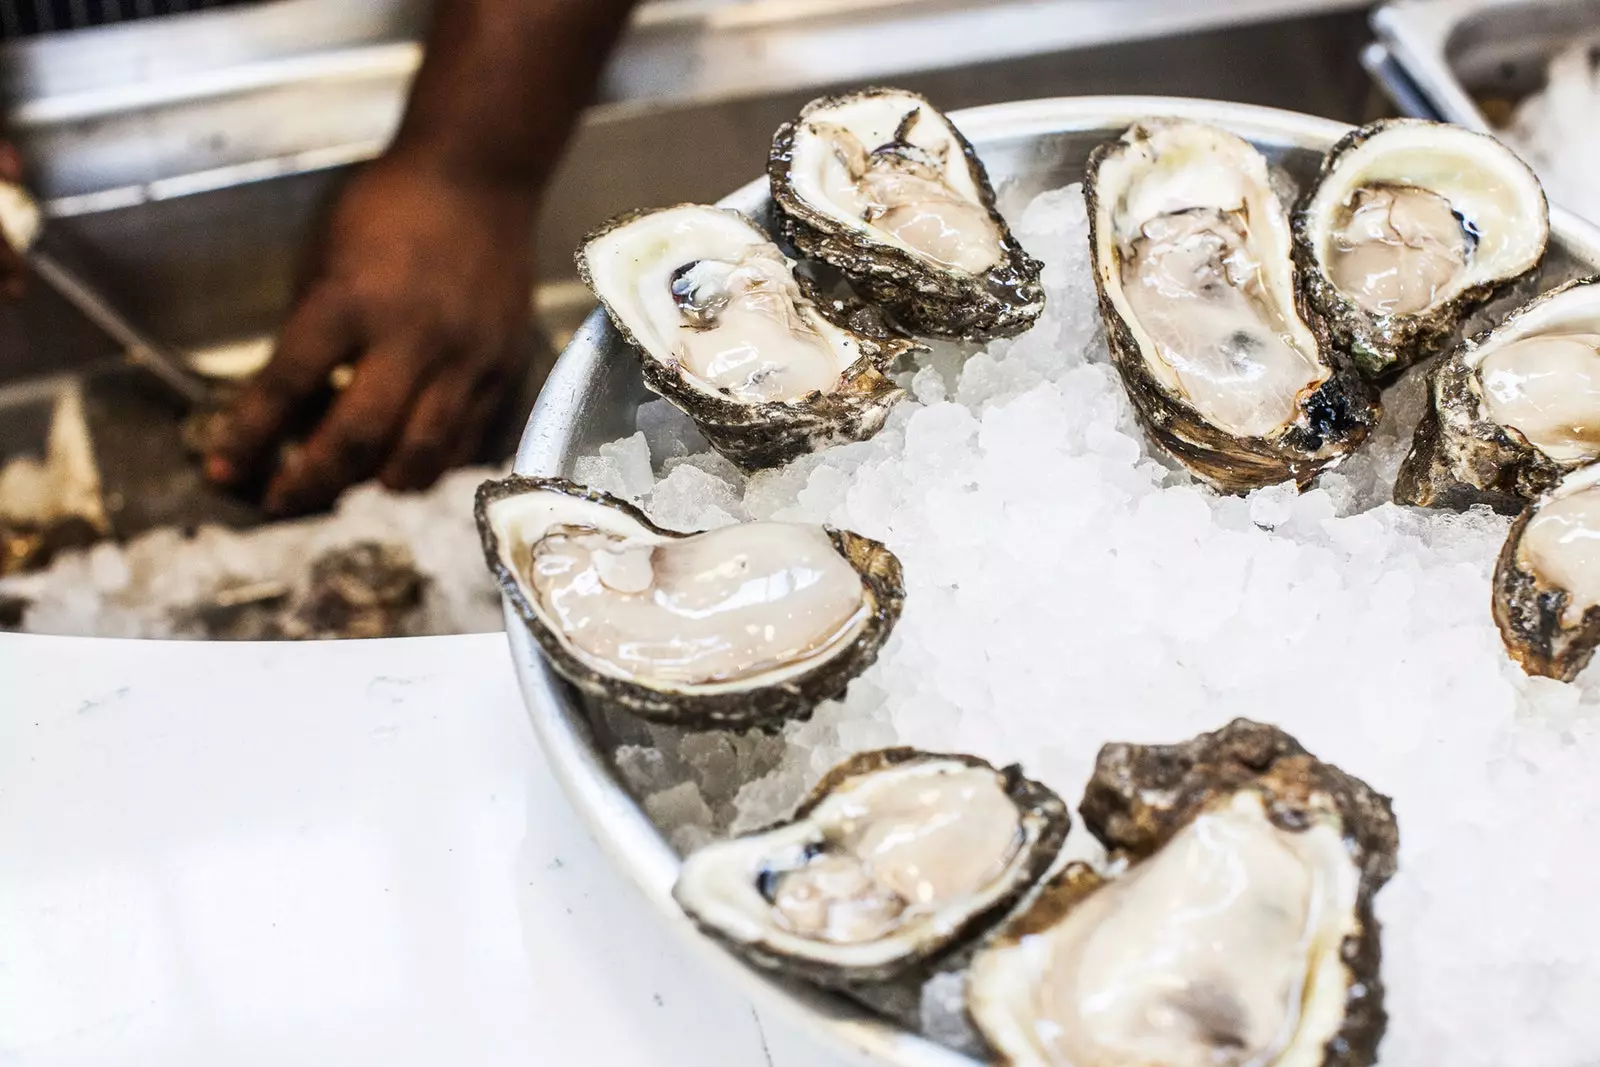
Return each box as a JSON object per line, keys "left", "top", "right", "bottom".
{"left": 1086, "top": 119, "right": 1379, "bottom": 493}
{"left": 580, "top": 204, "right": 921, "bottom": 470}
{"left": 673, "top": 749, "right": 1068, "bottom": 987}
{"left": 967, "top": 719, "right": 1398, "bottom": 1067}
{"left": 770, "top": 87, "right": 1044, "bottom": 341}
{"left": 476, "top": 476, "right": 904, "bottom": 729}
{"left": 1294, "top": 119, "right": 1549, "bottom": 380}
{"left": 1398, "top": 277, "right": 1600, "bottom": 513}
{"left": 1493, "top": 464, "right": 1600, "bottom": 681}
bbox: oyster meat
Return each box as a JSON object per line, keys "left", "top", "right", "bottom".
{"left": 1493, "top": 464, "right": 1600, "bottom": 681}
{"left": 1086, "top": 119, "right": 1379, "bottom": 493}
{"left": 1294, "top": 119, "right": 1549, "bottom": 379}
{"left": 770, "top": 87, "right": 1044, "bottom": 341}
{"left": 1398, "top": 277, "right": 1600, "bottom": 512}
{"left": 673, "top": 749, "right": 1068, "bottom": 986}
{"left": 580, "top": 204, "right": 920, "bottom": 470}
{"left": 476, "top": 475, "right": 904, "bottom": 728}
{"left": 967, "top": 719, "right": 1398, "bottom": 1067}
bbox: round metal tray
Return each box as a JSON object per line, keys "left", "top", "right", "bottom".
{"left": 504, "top": 96, "right": 1600, "bottom": 1066}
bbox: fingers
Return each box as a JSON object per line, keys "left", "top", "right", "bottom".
{"left": 378, "top": 361, "right": 497, "bottom": 491}
{"left": 0, "top": 241, "right": 26, "bottom": 301}
{"left": 0, "top": 143, "right": 30, "bottom": 300}
{"left": 264, "top": 342, "right": 427, "bottom": 514}
{"left": 206, "top": 292, "right": 354, "bottom": 486}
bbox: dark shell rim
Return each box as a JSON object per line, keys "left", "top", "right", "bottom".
{"left": 676, "top": 747, "right": 1070, "bottom": 988}
{"left": 475, "top": 474, "right": 906, "bottom": 728}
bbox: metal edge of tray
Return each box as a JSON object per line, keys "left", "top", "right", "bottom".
{"left": 1370, "top": 0, "right": 1517, "bottom": 129}
{"left": 504, "top": 95, "right": 1600, "bottom": 1066}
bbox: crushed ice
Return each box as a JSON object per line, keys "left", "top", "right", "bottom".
{"left": 1506, "top": 41, "right": 1600, "bottom": 224}
{"left": 587, "top": 182, "right": 1600, "bottom": 1066}
{"left": 1, "top": 466, "right": 507, "bottom": 638}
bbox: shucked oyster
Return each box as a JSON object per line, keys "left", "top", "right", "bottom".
{"left": 674, "top": 749, "right": 1068, "bottom": 987}
{"left": 1398, "top": 277, "right": 1600, "bottom": 513}
{"left": 580, "top": 205, "right": 920, "bottom": 470}
{"left": 476, "top": 475, "right": 903, "bottom": 729}
{"left": 1493, "top": 464, "right": 1600, "bottom": 681}
{"left": 968, "top": 719, "right": 1398, "bottom": 1067}
{"left": 1086, "top": 120, "right": 1379, "bottom": 493}
{"left": 770, "top": 87, "right": 1044, "bottom": 341}
{"left": 1295, "top": 119, "right": 1549, "bottom": 379}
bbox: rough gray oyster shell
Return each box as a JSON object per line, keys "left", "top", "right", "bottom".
{"left": 1493, "top": 464, "right": 1600, "bottom": 681}
{"left": 967, "top": 719, "right": 1398, "bottom": 1067}
{"left": 1085, "top": 119, "right": 1379, "bottom": 494}
{"left": 476, "top": 475, "right": 904, "bottom": 729}
{"left": 578, "top": 204, "right": 920, "bottom": 470}
{"left": 673, "top": 748, "right": 1068, "bottom": 988}
{"left": 1294, "top": 118, "right": 1549, "bottom": 380}
{"left": 1398, "top": 277, "right": 1600, "bottom": 513}
{"left": 769, "top": 87, "right": 1044, "bottom": 342}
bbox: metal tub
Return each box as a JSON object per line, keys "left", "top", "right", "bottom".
{"left": 503, "top": 95, "right": 1600, "bottom": 1065}
{"left": 1367, "top": 0, "right": 1600, "bottom": 127}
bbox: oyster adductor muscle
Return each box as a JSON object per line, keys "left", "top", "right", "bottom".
{"left": 1294, "top": 119, "right": 1549, "bottom": 380}
{"left": 1398, "top": 276, "right": 1600, "bottom": 513}
{"left": 579, "top": 204, "right": 921, "bottom": 470}
{"left": 673, "top": 748, "right": 1069, "bottom": 987}
{"left": 1086, "top": 119, "right": 1379, "bottom": 494}
{"left": 476, "top": 475, "right": 904, "bottom": 729}
{"left": 967, "top": 719, "right": 1398, "bottom": 1067}
{"left": 770, "top": 87, "right": 1044, "bottom": 342}
{"left": 1494, "top": 464, "right": 1600, "bottom": 681}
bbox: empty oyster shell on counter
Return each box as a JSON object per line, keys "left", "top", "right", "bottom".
{"left": 579, "top": 204, "right": 920, "bottom": 470}
{"left": 1294, "top": 119, "right": 1549, "bottom": 380}
{"left": 476, "top": 475, "right": 904, "bottom": 729}
{"left": 1493, "top": 464, "right": 1600, "bottom": 681}
{"left": 1086, "top": 119, "right": 1379, "bottom": 493}
{"left": 1397, "top": 277, "right": 1600, "bottom": 513}
{"left": 673, "top": 748, "right": 1068, "bottom": 987}
{"left": 770, "top": 87, "right": 1044, "bottom": 341}
{"left": 967, "top": 718, "right": 1398, "bottom": 1067}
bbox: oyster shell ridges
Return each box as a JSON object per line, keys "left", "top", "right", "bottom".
{"left": 576, "top": 205, "right": 921, "bottom": 471}
{"left": 675, "top": 747, "right": 1071, "bottom": 988}
{"left": 1492, "top": 467, "right": 1600, "bottom": 681}
{"left": 1292, "top": 118, "right": 1550, "bottom": 381}
{"left": 1397, "top": 276, "right": 1600, "bottom": 513}
{"left": 969, "top": 719, "right": 1398, "bottom": 1067}
{"left": 475, "top": 474, "right": 906, "bottom": 729}
{"left": 769, "top": 87, "right": 1045, "bottom": 342}
{"left": 1084, "top": 121, "right": 1381, "bottom": 494}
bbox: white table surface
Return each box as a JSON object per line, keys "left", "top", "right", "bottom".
{"left": 0, "top": 632, "right": 860, "bottom": 1067}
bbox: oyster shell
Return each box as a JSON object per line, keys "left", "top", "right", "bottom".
{"left": 674, "top": 748, "right": 1068, "bottom": 987}
{"left": 1493, "top": 464, "right": 1600, "bottom": 681}
{"left": 770, "top": 87, "right": 1044, "bottom": 341}
{"left": 1294, "top": 119, "right": 1549, "bottom": 380}
{"left": 579, "top": 204, "right": 920, "bottom": 470}
{"left": 1085, "top": 119, "right": 1379, "bottom": 493}
{"left": 967, "top": 719, "right": 1398, "bottom": 1067}
{"left": 476, "top": 475, "right": 903, "bottom": 729}
{"left": 1397, "top": 277, "right": 1600, "bottom": 513}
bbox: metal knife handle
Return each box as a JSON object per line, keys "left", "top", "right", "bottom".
{"left": 0, "top": 180, "right": 212, "bottom": 409}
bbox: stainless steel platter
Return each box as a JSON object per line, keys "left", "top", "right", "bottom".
{"left": 502, "top": 96, "right": 1600, "bottom": 1066}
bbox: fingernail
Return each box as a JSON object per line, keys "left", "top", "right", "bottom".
{"left": 205, "top": 455, "right": 235, "bottom": 484}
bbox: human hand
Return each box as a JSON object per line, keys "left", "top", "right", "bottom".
{"left": 204, "top": 153, "right": 537, "bottom": 514}
{"left": 0, "top": 142, "right": 33, "bottom": 300}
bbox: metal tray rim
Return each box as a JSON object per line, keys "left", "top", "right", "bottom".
{"left": 504, "top": 94, "right": 1600, "bottom": 1067}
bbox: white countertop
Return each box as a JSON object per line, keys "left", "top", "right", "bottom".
{"left": 0, "top": 633, "right": 857, "bottom": 1067}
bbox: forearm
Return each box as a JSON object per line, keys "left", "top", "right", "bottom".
{"left": 389, "top": 0, "right": 640, "bottom": 193}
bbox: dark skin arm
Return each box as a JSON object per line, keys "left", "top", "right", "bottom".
{"left": 205, "top": 0, "right": 640, "bottom": 515}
